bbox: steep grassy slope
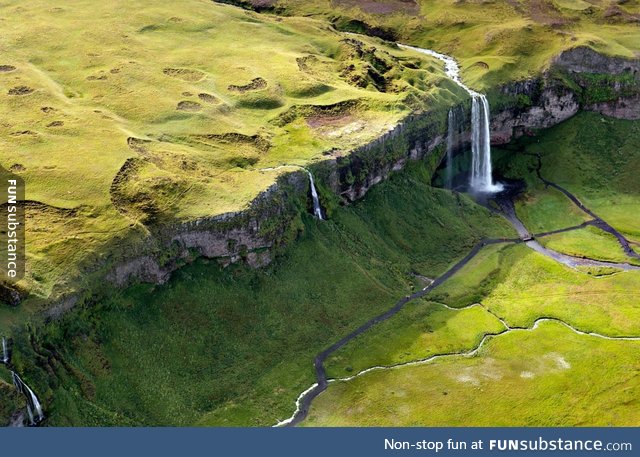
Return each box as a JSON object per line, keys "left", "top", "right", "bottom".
{"left": 4, "top": 163, "right": 513, "bottom": 426}
{"left": 241, "top": 0, "right": 640, "bottom": 89}
{"left": 0, "top": 0, "right": 460, "bottom": 314}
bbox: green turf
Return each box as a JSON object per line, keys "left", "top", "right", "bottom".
{"left": 304, "top": 320, "right": 640, "bottom": 426}
{"left": 539, "top": 225, "right": 640, "bottom": 266}
{"left": 271, "top": 0, "right": 640, "bottom": 90}
{"left": 0, "top": 0, "right": 456, "bottom": 310}
{"left": 325, "top": 299, "right": 506, "bottom": 378}
{"left": 515, "top": 187, "right": 590, "bottom": 234}
{"left": 432, "top": 243, "right": 640, "bottom": 337}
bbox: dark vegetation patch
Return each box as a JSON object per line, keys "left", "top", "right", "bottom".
{"left": 227, "top": 77, "right": 268, "bottom": 93}
{"left": 274, "top": 99, "right": 364, "bottom": 127}
{"left": 527, "top": 0, "right": 575, "bottom": 26}
{"left": 338, "top": 38, "right": 400, "bottom": 92}
{"left": 0, "top": 65, "right": 16, "bottom": 73}
{"left": 46, "top": 121, "right": 64, "bottom": 127}
{"left": 8, "top": 86, "right": 34, "bottom": 96}
{"left": 472, "top": 61, "right": 490, "bottom": 70}
{"left": 126, "top": 137, "right": 152, "bottom": 154}
{"left": 176, "top": 100, "right": 202, "bottom": 111}
{"left": 9, "top": 163, "right": 25, "bottom": 172}
{"left": 296, "top": 55, "right": 319, "bottom": 72}
{"left": 162, "top": 67, "right": 206, "bottom": 82}
{"left": 215, "top": 0, "right": 282, "bottom": 13}
{"left": 306, "top": 113, "right": 354, "bottom": 129}
{"left": 198, "top": 93, "right": 220, "bottom": 104}
{"left": 330, "top": 16, "right": 398, "bottom": 41}
{"left": 333, "top": 0, "right": 419, "bottom": 16}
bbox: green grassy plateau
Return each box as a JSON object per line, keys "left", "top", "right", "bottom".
{"left": 242, "top": 0, "right": 640, "bottom": 89}
{"left": 0, "top": 0, "right": 461, "bottom": 317}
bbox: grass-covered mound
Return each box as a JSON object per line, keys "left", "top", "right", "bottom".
{"left": 5, "top": 163, "right": 513, "bottom": 426}
{"left": 0, "top": 0, "right": 461, "bottom": 316}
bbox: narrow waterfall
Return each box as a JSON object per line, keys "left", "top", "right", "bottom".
{"left": 1, "top": 337, "right": 9, "bottom": 365}
{"left": 305, "top": 170, "right": 324, "bottom": 220}
{"left": 399, "top": 44, "right": 503, "bottom": 193}
{"left": 11, "top": 372, "right": 44, "bottom": 425}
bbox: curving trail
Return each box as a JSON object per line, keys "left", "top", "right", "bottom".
{"left": 274, "top": 237, "right": 518, "bottom": 426}
{"left": 528, "top": 152, "right": 640, "bottom": 259}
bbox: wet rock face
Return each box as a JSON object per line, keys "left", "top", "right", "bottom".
{"left": 107, "top": 256, "right": 170, "bottom": 287}
{"left": 491, "top": 85, "right": 580, "bottom": 144}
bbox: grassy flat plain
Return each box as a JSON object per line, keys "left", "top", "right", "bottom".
{"left": 266, "top": 0, "right": 640, "bottom": 89}
{"left": 8, "top": 164, "right": 513, "bottom": 426}
{"left": 305, "top": 243, "right": 640, "bottom": 426}
{"left": 0, "top": 0, "right": 461, "bottom": 314}
{"left": 305, "top": 319, "right": 640, "bottom": 426}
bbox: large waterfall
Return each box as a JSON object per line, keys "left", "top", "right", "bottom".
{"left": 470, "top": 94, "right": 502, "bottom": 192}
{"left": 400, "top": 44, "right": 503, "bottom": 193}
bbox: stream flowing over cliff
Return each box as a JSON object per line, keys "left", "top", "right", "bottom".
{"left": 3, "top": 28, "right": 639, "bottom": 425}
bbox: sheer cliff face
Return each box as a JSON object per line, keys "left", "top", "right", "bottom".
{"left": 490, "top": 46, "right": 640, "bottom": 145}
{"left": 553, "top": 46, "right": 640, "bottom": 76}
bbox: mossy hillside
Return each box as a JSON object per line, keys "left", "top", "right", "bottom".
{"left": 0, "top": 0, "right": 461, "bottom": 311}
{"left": 249, "top": 0, "right": 640, "bottom": 90}
{"left": 4, "top": 162, "right": 514, "bottom": 426}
